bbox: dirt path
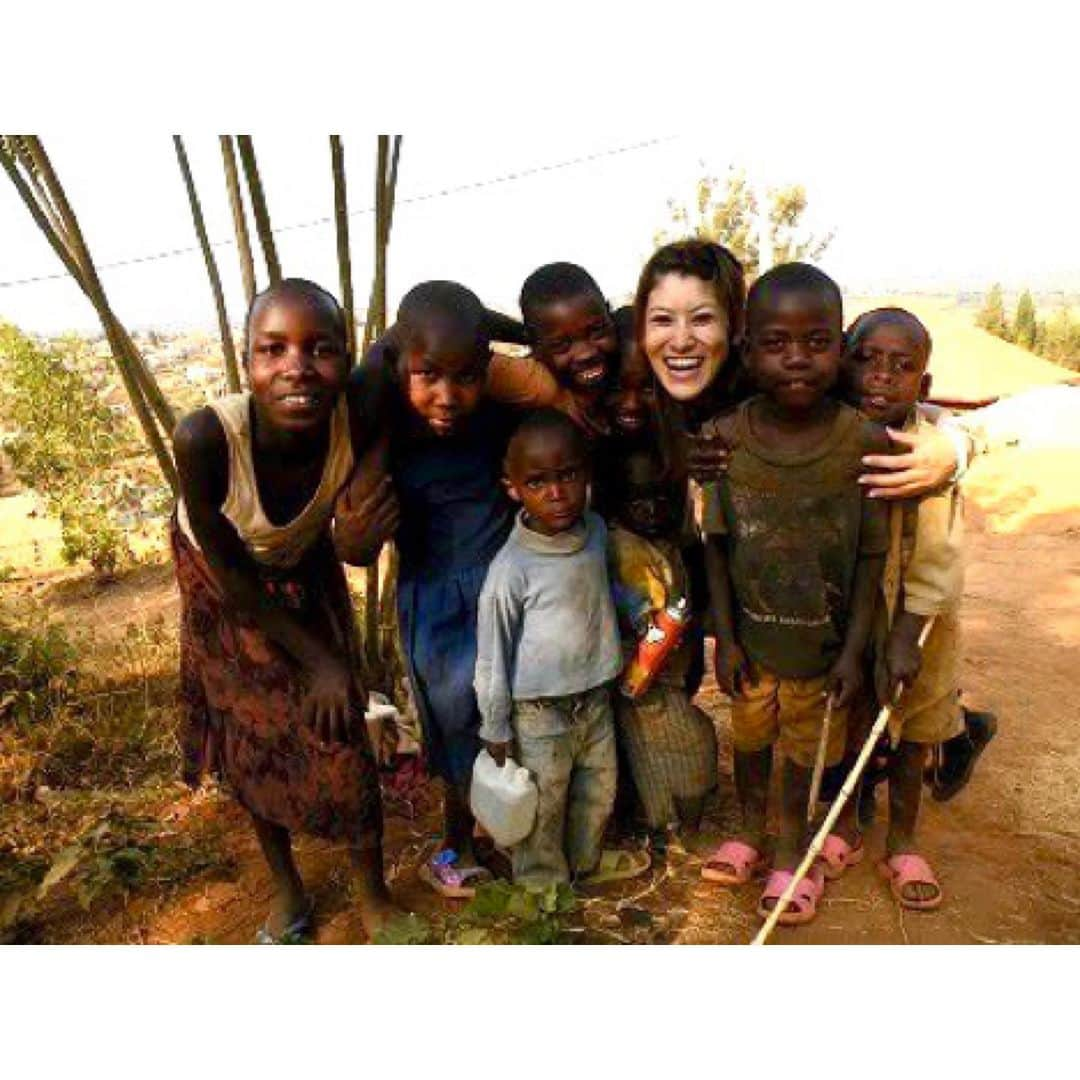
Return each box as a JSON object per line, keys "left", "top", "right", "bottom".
{"left": 24, "top": 446, "right": 1070, "bottom": 945}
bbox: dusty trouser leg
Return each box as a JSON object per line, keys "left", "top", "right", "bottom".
{"left": 251, "top": 813, "right": 307, "bottom": 936}
{"left": 674, "top": 794, "right": 706, "bottom": 832}
{"left": 565, "top": 688, "right": 618, "bottom": 877}
{"left": 512, "top": 700, "right": 574, "bottom": 887}
{"left": 616, "top": 695, "right": 676, "bottom": 833}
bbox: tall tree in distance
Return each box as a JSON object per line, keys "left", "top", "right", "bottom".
{"left": 976, "top": 283, "right": 1009, "bottom": 339}
{"left": 1013, "top": 289, "right": 1037, "bottom": 350}
{"left": 657, "top": 166, "right": 833, "bottom": 277}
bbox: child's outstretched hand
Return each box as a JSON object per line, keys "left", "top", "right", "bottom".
{"left": 715, "top": 642, "right": 755, "bottom": 698}
{"left": 483, "top": 741, "right": 511, "bottom": 768}
{"left": 827, "top": 650, "right": 863, "bottom": 709}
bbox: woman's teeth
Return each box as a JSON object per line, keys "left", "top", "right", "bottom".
{"left": 665, "top": 356, "right": 703, "bottom": 372}
{"left": 282, "top": 393, "right": 318, "bottom": 406}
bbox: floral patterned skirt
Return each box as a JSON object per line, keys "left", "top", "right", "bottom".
{"left": 171, "top": 519, "right": 381, "bottom": 848}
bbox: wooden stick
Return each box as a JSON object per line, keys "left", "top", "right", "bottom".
{"left": 22, "top": 138, "right": 177, "bottom": 436}
{"left": 220, "top": 135, "right": 256, "bottom": 311}
{"left": 174, "top": 135, "right": 241, "bottom": 393}
{"left": 329, "top": 135, "right": 356, "bottom": 362}
{"left": 236, "top": 135, "right": 281, "bottom": 286}
{"left": 752, "top": 618, "right": 936, "bottom": 946}
{"left": 807, "top": 694, "right": 834, "bottom": 822}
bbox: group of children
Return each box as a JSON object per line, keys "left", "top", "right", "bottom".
{"left": 173, "top": 242, "right": 994, "bottom": 940}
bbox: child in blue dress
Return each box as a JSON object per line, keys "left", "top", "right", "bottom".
{"left": 338, "top": 281, "right": 518, "bottom": 896}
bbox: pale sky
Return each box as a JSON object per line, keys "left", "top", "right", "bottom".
{"left": 2, "top": 129, "right": 1078, "bottom": 336}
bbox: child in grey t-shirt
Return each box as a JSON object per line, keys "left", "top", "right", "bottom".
{"left": 474, "top": 409, "right": 646, "bottom": 887}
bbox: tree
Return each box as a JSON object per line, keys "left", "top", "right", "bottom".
{"left": 1013, "top": 289, "right": 1037, "bottom": 350}
{"left": 657, "top": 166, "right": 834, "bottom": 276}
{"left": 976, "top": 283, "right": 1009, "bottom": 339}
{"left": 0, "top": 324, "right": 168, "bottom": 576}
{"left": 1042, "top": 305, "right": 1080, "bottom": 370}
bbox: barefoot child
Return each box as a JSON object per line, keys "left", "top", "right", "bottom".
{"left": 699, "top": 264, "right": 890, "bottom": 926}
{"left": 475, "top": 409, "right": 649, "bottom": 887}
{"left": 172, "top": 278, "right": 396, "bottom": 942}
{"left": 337, "top": 281, "right": 520, "bottom": 897}
{"left": 844, "top": 307, "right": 971, "bottom": 909}
{"left": 605, "top": 445, "right": 717, "bottom": 852}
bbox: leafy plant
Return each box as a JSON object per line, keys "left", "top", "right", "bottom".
{"left": 373, "top": 880, "right": 577, "bottom": 946}
{"left": 0, "top": 604, "right": 77, "bottom": 726}
{"left": 0, "top": 323, "right": 168, "bottom": 576}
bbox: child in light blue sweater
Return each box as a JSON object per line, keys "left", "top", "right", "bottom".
{"left": 475, "top": 409, "right": 647, "bottom": 887}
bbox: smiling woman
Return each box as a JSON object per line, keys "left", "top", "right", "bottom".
{"left": 634, "top": 239, "right": 964, "bottom": 495}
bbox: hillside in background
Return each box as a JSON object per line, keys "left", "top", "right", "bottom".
{"left": 847, "top": 295, "right": 1075, "bottom": 402}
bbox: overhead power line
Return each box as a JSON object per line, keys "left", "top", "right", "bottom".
{"left": 0, "top": 137, "right": 674, "bottom": 290}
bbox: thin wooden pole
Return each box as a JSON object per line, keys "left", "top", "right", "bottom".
{"left": 752, "top": 619, "right": 937, "bottom": 946}
{"left": 329, "top": 135, "right": 356, "bottom": 362}
{"left": 220, "top": 135, "right": 256, "bottom": 313}
{"left": 22, "top": 137, "right": 177, "bottom": 437}
{"left": 174, "top": 135, "right": 241, "bottom": 393}
{"left": 362, "top": 136, "right": 390, "bottom": 354}
{"left": 0, "top": 143, "right": 178, "bottom": 492}
{"left": 235, "top": 135, "right": 281, "bottom": 286}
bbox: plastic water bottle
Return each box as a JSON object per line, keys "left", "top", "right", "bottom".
{"left": 470, "top": 751, "right": 538, "bottom": 849}
{"left": 620, "top": 596, "right": 691, "bottom": 700}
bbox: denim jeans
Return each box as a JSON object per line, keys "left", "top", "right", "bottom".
{"left": 511, "top": 685, "right": 617, "bottom": 887}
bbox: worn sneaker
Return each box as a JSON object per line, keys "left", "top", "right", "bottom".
{"left": 928, "top": 709, "right": 998, "bottom": 802}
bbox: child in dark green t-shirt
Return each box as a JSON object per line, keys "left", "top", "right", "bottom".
{"left": 699, "top": 264, "right": 890, "bottom": 927}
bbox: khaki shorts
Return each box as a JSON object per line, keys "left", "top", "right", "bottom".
{"left": 731, "top": 669, "right": 847, "bottom": 768}
{"left": 878, "top": 612, "right": 965, "bottom": 745}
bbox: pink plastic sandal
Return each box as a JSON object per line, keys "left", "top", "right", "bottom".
{"left": 701, "top": 839, "right": 765, "bottom": 885}
{"left": 757, "top": 864, "right": 826, "bottom": 926}
{"left": 878, "top": 853, "right": 943, "bottom": 911}
{"left": 819, "top": 833, "right": 865, "bottom": 881}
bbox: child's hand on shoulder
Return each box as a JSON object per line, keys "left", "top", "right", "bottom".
{"left": 827, "top": 649, "right": 863, "bottom": 709}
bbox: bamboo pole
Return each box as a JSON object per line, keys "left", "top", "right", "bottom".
{"left": 235, "top": 136, "right": 281, "bottom": 286}
{"left": 220, "top": 135, "right": 256, "bottom": 313}
{"left": 752, "top": 619, "right": 937, "bottom": 946}
{"left": 362, "top": 137, "right": 392, "bottom": 676}
{"left": 329, "top": 135, "right": 356, "bottom": 361}
{"left": 21, "top": 137, "right": 177, "bottom": 437}
{"left": 174, "top": 135, "right": 241, "bottom": 393}
{"left": 10, "top": 138, "right": 67, "bottom": 241}
{"left": 362, "top": 136, "right": 390, "bottom": 354}
{"left": 0, "top": 142, "right": 179, "bottom": 492}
